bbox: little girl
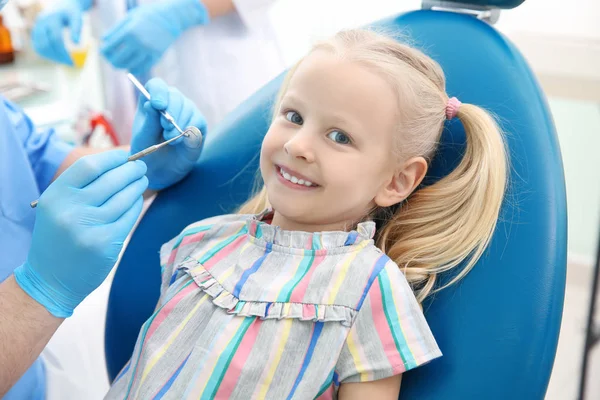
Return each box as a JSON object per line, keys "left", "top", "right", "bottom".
{"left": 106, "top": 29, "right": 507, "bottom": 399}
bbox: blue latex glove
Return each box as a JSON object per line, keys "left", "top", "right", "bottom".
{"left": 31, "top": 0, "right": 93, "bottom": 66}
{"left": 14, "top": 150, "right": 148, "bottom": 318}
{"left": 100, "top": 0, "right": 210, "bottom": 76}
{"left": 131, "top": 78, "right": 207, "bottom": 190}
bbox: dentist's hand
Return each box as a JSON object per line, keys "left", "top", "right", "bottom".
{"left": 100, "top": 0, "right": 210, "bottom": 75}
{"left": 131, "top": 78, "right": 207, "bottom": 190}
{"left": 31, "top": 0, "right": 92, "bottom": 66}
{"left": 14, "top": 150, "right": 148, "bottom": 318}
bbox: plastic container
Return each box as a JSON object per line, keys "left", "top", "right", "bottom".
{"left": 0, "top": 15, "right": 15, "bottom": 64}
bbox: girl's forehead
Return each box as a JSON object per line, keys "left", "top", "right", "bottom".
{"left": 289, "top": 52, "right": 395, "bottom": 101}
{"left": 284, "top": 53, "right": 399, "bottom": 138}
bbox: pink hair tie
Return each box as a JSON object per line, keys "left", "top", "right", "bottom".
{"left": 445, "top": 97, "right": 462, "bottom": 120}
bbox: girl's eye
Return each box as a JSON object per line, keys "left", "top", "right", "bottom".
{"left": 326, "top": 130, "right": 351, "bottom": 145}
{"left": 285, "top": 111, "right": 303, "bottom": 125}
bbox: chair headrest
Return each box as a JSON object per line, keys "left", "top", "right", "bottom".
{"left": 426, "top": 0, "right": 525, "bottom": 9}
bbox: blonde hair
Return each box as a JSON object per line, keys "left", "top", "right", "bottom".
{"left": 238, "top": 29, "right": 508, "bottom": 302}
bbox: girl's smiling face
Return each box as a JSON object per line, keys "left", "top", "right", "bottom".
{"left": 260, "top": 50, "right": 427, "bottom": 232}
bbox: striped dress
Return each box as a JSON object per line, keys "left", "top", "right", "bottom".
{"left": 105, "top": 211, "right": 441, "bottom": 399}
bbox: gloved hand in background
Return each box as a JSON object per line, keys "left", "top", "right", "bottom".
{"left": 100, "top": 0, "right": 210, "bottom": 76}
{"left": 14, "top": 150, "right": 148, "bottom": 318}
{"left": 130, "top": 78, "right": 207, "bottom": 190}
{"left": 31, "top": 0, "right": 93, "bottom": 66}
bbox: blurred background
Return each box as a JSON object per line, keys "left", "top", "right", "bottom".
{"left": 1, "top": 0, "right": 598, "bottom": 398}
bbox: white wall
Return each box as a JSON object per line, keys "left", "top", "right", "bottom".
{"left": 549, "top": 98, "right": 600, "bottom": 264}
{"left": 270, "top": 0, "right": 600, "bottom": 78}
{"left": 270, "top": 0, "right": 419, "bottom": 65}
{"left": 495, "top": 0, "right": 600, "bottom": 40}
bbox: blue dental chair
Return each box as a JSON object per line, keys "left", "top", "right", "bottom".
{"left": 105, "top": 1, "right": 568, "bottom": 398}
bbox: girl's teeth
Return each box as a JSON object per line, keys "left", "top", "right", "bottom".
{"left": 279, "top": 167, "right": 315, "bottom": 187}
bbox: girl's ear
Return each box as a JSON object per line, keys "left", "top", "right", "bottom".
{"left": 374, "top": 157, "right": 428, "bottom": 207}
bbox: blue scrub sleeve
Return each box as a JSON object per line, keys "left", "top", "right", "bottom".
{"left": 3, "top": 99, "right": 74, "bottom": 192}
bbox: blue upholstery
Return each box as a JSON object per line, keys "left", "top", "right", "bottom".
{"left": 105, "top": 9, "right": 567, "bottom": 399}
{"left": 436, "top": 0, "right": 525, "bottom": 8}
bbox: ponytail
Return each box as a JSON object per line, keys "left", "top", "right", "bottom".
{"left": 378, "top": 104, "right": 508, "bottom": 302}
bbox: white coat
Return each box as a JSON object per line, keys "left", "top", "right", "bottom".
{"left": 90, "top": 0, "right": 285, "bottom": 143}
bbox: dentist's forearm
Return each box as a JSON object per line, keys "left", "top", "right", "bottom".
{"left": 201, "top": 0, "right": 236, "bottom": 19}
{"left": 54, "top": 146, "right": 159, "bottom": 200}
{"left": 0, "top": 276, "right": 63, "bottom": 397}
{"left": 53, "top": 145, "right": 129, "bottom": 182}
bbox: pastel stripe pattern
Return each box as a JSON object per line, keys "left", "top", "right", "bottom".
{"left": 288, "top": 252, "right": 326, "bottom": 303}
{"left": 251, "top": 318, "right": 294, "bottom": 400}
{"left": 286, "top": 322, "right": 324, "bottom": 399}
{"left": 201, "top": 317, "right": 255, "bottom": 399}
{"left": 152, "top": 352, "right": 191, "bottom": 400}
{"left": 105, "top": 212, "right": 441, "bottom": 399}
{"left": 213, "top": 319, "right": 264, "bottom": 399}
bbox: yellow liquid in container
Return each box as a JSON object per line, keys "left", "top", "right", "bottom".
{"left": 70, "top": 48, "right": 89, "bottom": 68}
